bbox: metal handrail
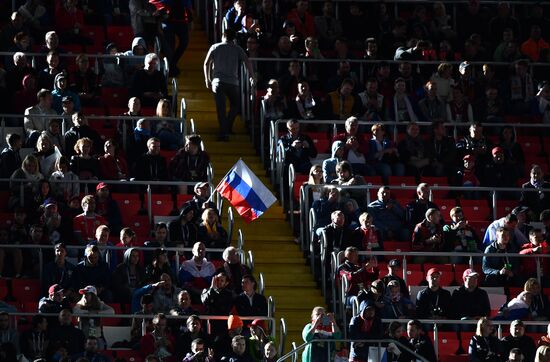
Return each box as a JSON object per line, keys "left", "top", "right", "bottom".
{"left": 6, "top": 312, "right": 276, "bottom": 339}
{"left": 279, "top": 318, "right": 287, "bottom": 357}
{"left": 277, "top": 338, "right": 429, "bottom": 362}
{"left": 300, "top": 182, "right": 550, "bottom": 269}
{"left": 259, "top": 272, "right": 265, "bottom": 295}
{"left": 247, "top": 250, "right": 255, "bottom": 271}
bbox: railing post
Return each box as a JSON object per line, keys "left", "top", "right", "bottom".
{"left": 434, "top": 323, "right": 439, "bottom": 360}
{"left": 491, "top": 190, "right": 497, "bottom": 220}
{"left": 19, "top": 182, "right": 24, "bottom": 207}
{"left": 497, "top": 323, "right": 502, "bottom": 339}
{"left": 469, "top": 255, "right": 474, "bottom": 269}
{"left": 38, "top": 248, "right": 43, "bottom": 281}
{"left": 122, "top": 118, "right": 127, "bottom": 151}
{"left": 537, "top": 257, "right": 542, "bottom": 285}
{"left": 147, "top": 184, "right": 153, "bottom": 226}
{"left": 402, "top": 255, "right": 408, "bottom": 284}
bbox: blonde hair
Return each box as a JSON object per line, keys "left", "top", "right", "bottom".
{"left": 535, "top": 346, "right": 550, "bottom": 362}
{"left": 74, "top": 137, "right": 92, "bottom": 154}
{"left": 156, "top": 98, "right": 172, "bottom": 118}
{"left": 475, "top": 317, "right": 491, "bottom": 337}
{"left": 22, "top": 154, "right": 39, "bottom": 173}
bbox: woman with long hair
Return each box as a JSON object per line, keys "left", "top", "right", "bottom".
{"left": 198, "top": 208, "right": 228, "bottom": 250}
{"left": 9, "top": 154, "right": 43, "bottom": 210}
{"left": 468, "top": 317, "right": 501, "bottom": 362}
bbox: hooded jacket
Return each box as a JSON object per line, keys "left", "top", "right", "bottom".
{"left": 113, "top": 247, "right": 146, "bottom": 301}
{"left": 322, "top": 140, "right": 344, "bottom": 183}
{"left": 349, "top": 300, "right": 383, "bottom": 361}
{"left": 72, "top": 257, "right": 111, "bottom": 292}
{"left": 51, "top": 73, "right": 81, "bottom": 114}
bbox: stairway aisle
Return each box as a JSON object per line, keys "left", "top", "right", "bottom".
{"left": 175, "top": 29, "right": 325, "bottom": 350}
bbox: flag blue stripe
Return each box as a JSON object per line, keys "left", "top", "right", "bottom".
{"left": 224, "top": 171, "right": 269, "bottom": 214}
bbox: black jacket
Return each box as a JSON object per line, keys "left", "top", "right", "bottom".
{"left": 451, "top": 286, "right": 491, "bottom": 319}
{"left": 234, "top": 292, "right": 268, "bottom": 316}
{"left": 415, "top": 287, "right": 453, "bottom": 319}
{"left": 500, "top": 334, "right": 535, "bottom": 362}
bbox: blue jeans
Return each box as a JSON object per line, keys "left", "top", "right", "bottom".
{"left": 212, "top": 81, "right": 240, "bottom": 136}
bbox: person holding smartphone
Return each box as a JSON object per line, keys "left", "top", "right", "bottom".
{"left": 301, "top": 306, "right": 341, "bottom": 362}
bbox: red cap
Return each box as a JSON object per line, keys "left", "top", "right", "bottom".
{"left": 249, "top": 319, "right": 267, "bottom": 331}
{"left": 96, "top": 182, "right": 108, "bottom": 191}
{"left": 426, "top": 267, "right": 441, "bottom": 277}
{"left": 48, "top": 284, "right": 63, "bottom": 295}
{"left": 228, "top": 315, "right": 243, "bottom": 330}
{"left": 492, "top": 147, "right": 504, "bottom": 156}
{"left": 463, "top": 154, "right": 475, "bottom": 161}
{"left": 462, "top": 269, "right": 479, "bottom": 280}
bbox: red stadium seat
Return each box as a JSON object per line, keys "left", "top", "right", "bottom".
{"left": 293, "top": 175, "right": 308, "bottom": 202}
{"left": 101, "top": 87, "right": 129, "bottom": 108}
{"left": 12, "top": 279, "right": 41, "bottom": 303}
{"left": 22, "top": 302, "right": 38, "bottom": 313}
{"left": 404, "top": 269, "right": 424, "bottom": 286}
{"left": 421, "top": 176, "right": 450, "bottom": 199}
{"left": 365, "top": 176, "right": 384, "bottom": 202}
{"left": 149, "top": 194, "right": 176, "bottom": 216}
{"left": 176, "top": 194, "right": 193, "bottom": 207}
{"left": 131, "top": 215, "right": 151, "bottom": 239}
{"left": 460, "top": 205, "right": 492, "bottom": 222}
{"left": 440, "top": 355, "right": 468, "bottom": 362}
{"left": 82, "top": 26, "right": 105, "bottom": 54}
{"left": 434, "top": 199, "right": 458, "bottom": 219}
{"left": 387, "top": 176, "right": 417, "bottom": 200}
{"left": 103, "top": 303, "right": 122, "bottom": 326}
{"left": 437, "top": 337, "right": 461, "bottom": 357}
{"left": 105, "top": 350, "right": 142, "bottom": 362}
{"left": 112, "top": 193, "right": 143, "bottom": 225}
{"left": 106, "top": 25, "right": 135, "bottom": 51}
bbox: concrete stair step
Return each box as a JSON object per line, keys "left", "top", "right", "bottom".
{"left": 258, "top": 272, "right": 313, "bottom": 283}
{"left": 256, "top": 263, "right": 311, "bottom": 274}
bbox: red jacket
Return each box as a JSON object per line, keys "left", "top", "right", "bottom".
{"left": 519, "top": 241, "right": 549, "bottom": 276}
{"left": 287, "top": 9, "right": 315, "bottom": 38}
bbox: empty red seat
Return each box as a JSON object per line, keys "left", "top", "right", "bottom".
{"left": 149, "top": 194, "right": 176, "bottom": 217}
{"left": 387, "top": 176, "right": 417, "bottom": 200}
{"left": 365, "top": 176, "right": 384, "bottom": 202}
{"left": 421, "top": 176, "right": 450, "bottom": 199}
{"left": 82, "top": 25, "right": 105, "bottom": 54}
{"left": 176, "top": 194, "right": 193, "bottom": 207}
{"left": 23, "top": 302, "right": 38, "bottom": 312}
{"left": 437, "top": 337, "right": 461, "bottom": 357}
{"left": 106, "top": 25, "right": 135, "bottom": 50}
{"left": 105, "top": 350, "right": 142, "bottom": 362}
{"left": 460, "top": 205, "right": 492, "bottom": 222}
{"left": 12, "top": 279, "right": 41, "bottom": 303}
{"left": 112, "top": 193, "right": 143, "bottom": 225}
{"left": 434, "top": 199, "right": 458, "bottom": 218}
{"left": 293, "top": 175, "right": 308, "bottom": 201}
{"left": 101, "top": 87, "right": 129, "bottom": 108}
{"left": 404, "top": 269, "right": 424, "bottom": 286}
{"left": 103, "top": 303, "right": 122, "bottom": 326}
{"left": 131, "top": 215, "right": 151, "bottom": 239}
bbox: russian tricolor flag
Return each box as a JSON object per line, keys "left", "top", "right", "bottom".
{"left": 216, "top": 160, "right": 277, "bottom": 223}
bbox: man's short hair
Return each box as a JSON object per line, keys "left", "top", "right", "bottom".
{"left": 504, "top": 213, "right": 518, "bottom": 224}
{"left": 6, "top": 133, "right": 21, "bottom": 148}
{"left": 144, "top": 53, "right": 159, "bottom": 66}
{"left": 147, "top": 137, "right": 160, "bottom": 147}
{"left": 223, "top": 28, "right": 237, "bottom": 42}
{"left": 37, "top": 88, "right": 51, "bottom": 101}
{"left": 540, "top": 209, "right": 550, "bottom": 222}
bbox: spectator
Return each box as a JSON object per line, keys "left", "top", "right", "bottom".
{"left": 521, "top": 164, "right": 550, "bottom": 221}
{"left": 234, "top": 275, "right": 268, "bottom": 317}
{"left": 358, "top": 78, "right": 385, "bottom": 123}
{"left": 451, "top": 269, "right": 490, "bottom": 320}
{"left": 0, "top": 134, "right": 22, "bottom": 180}
{"left": 133, "top": 273, "right": 181, "bottom": 313}
{"left": 501, "top": 320, "right": 536, "bottom": 362}
{"left": 287, "top": 0, "right": 315, "bottom": 39}
{"left": 70, "top": 54, "right": 99, "bottom": 106}
{"left": 169, "top": 134, "right": 210, "bottom": 183}
{"left": 179, "top": 241, "right": 215, "bottom": 302}
{"left": 73, "top": 195, "right": 107, "bottom": 245}
{"left": 294, "top": 80, "right": 319, "bottom": 120}
{"left": 381, "top": 259, "right": 410, "bottom": 299}
{"left": 63, "top": 112, "right": 103, "bottom": 158}
{"left": 468, "top": 317, "right": 501, "bottom": 362}
{"left": 9, "top": 154, "right": 43, "bottom": 211}
{"left": 348, "top": 301, "right": 381, "bottom": 362}
{"left": 330, "top": 161, "right": 367, "bottom": 206}
{"left": 482, "top": 227, "right": 520, "bottom": 287}
{"left": 278, "top": 119, "right": 318, "bottom": 175}
{"left": 203, "top": 29, "right": 255, "bottom": 141}
{"left": 41, "top": 242, "right": 75, "bottom": 296}
{"left": 525, "top": 277, "right": 550, "bottom": 321}
{"left": 387, "top": 77, "right": 419, "bottom": 123}
{"left": 321, "top": 141, "right": 344, "bottom": 183}
{"left": 6, "top": 52, "right": 34, "bottom": 95}
{"left": 175, "top": 315, "right": 211, "bottom": 360}
{"left": 38, "top": 283, "right": 71, "bottom": 327}
{"left": 155, "top": 99, "right": 182, "bottom": 151}
{"left": 406, "top": 320, "right": 437, "bottom": 362}
{"left": 201, "top": 272, "right": 235, "bottom": 336}
{"left": 311, "top": 186, "right": 340, "bottom": 230}
{"left": 51, "top": 73, "right": 80, "bottom": 114}
{"left": 419, "top": 81, "right": 447, "bottom": 122}
{"left": 366, "top": 186, "right": 408, "bottom": 242}
{"left": 367, "top": 123, "right": 405, "bottom": 183}
{"left": 327, "top": 78, "right": 360, "bottom": 120}
{"left": 425, "top": 121, "right": 457, "bottom": 179}
{"left": 314, "top": 1, "right": 341, "bottom": 49}
{"left": 133, "top": 118, "right": 152, "bottom": 156}
{"left": 140, "top": 313, "right": 175, "bottom": 361}
{"left": 112, "top": 247, "right": 146, "bottom": 305}
{"left": 221, "top": 335, "right": 252, "bottom": 362}
{"left": 534, "top": 82, "right": 550, "bottom": 125}
{"left": 332, "top": 117, "right": 371, "bottom": 176}
{"left": 50, "top": 156, "right": 80, "bottom": 203}
{"left": 354, "top": 212, "right": 382, "bottom": 253}
{"left": 34, "top": 136, "right": 60, "bottom": 184}
{"left": 337, "top": 246, "right": 379, "bottom": 303}
{"left": 406, "top": 183, "right": 440, "bottom": 227}
{"left": 23, "top": 89, "right": 57, "bottom": 146}
{"left": 198, "top": 208, "right": 228, "bottom": 250}
{"left": 19, "top": 314, "right": 49, "bottom": 361}
{"left": 130, "top": 53, "right": 168, "bottom": 106}
{"left": 49, "top": 309, "right": 86, "bottom": 357}
{"left": 262, "top": 79, "right": 289, "bottom": 123}
{"left": 95, "top": 183, "right": 122, "bottom": 234}
{"left": 521, "top": 25, "right": 549, "bottom": 62}
{"left": 183, "top": 182, "right": 217, "bottom": 224}
{"left": 217, "top": 246, "right": 251, "bottom": 294}
{"left": 72, "top": 244, "right": 112, "bottom": 301}
{"left": 430, "top": 63, "right": 455, "bottom": 103}
{"left": 98, "top": 139, "right": 128, "bottom": 180}
{"left": 382, "top": 280, "right": 415, "bottom": 319}
{"left": 169, "top": 290, "right": 198, "bottom": 317}
{"left": 411, "top": 208, "right": 445, "bottom": 259}
{"left": 317, "top": 210, "right": 356, "bottom": 257}
{"left": 168, "top": 205, "right": 197, "bottom": 247}
{"left": 384, "top": 321, "right": 414, "bottom": 361}
{"left": 481, "top": 147, "right": 518, "bottom": 190}
{"left": 302, "top": 306, "right": 341, "bottom": 362}
{"left": 415, "top": 268, "right": 452, "bottom": 319}
{"left": 520, "top": 230, "right": 550, "bottom": 285}
{"left": 453, "top": 154, "right": 481, "bottom": 200}
{"left": 182, "top": 338, "right": 215, "bottom": 362}
{"left": 145, "top": 248, "right": 175, "bottom": 283}
{"left": 443, "top": 206, "right": 481, "bottom": 262}
{"left": 325, "top": 60, "right": 357, "bottom": 94}
{"left": 398, "top": 122, "right": 430, "bottom": 177}
{"left": 0, "top": 312, "right": 18, "bottom": 353}
{"left": 446, "top": 86, "right": 474, "bottom": 123}
{"left": 70, "top": 136, "right": 100, "bottom": 181}
{"left": 483, "top": 213, "right": 527, "bottom": 250}
{"left": 101, "top": 43, "right": 125, "bottom": 87}
{"left": 509, "top": 59, "right": 535, "bottom": 115}
{"left": 133, "top": 137, "right": 169, "bottom": 182}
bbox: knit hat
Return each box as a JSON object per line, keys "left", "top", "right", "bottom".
{"left": 228, "top": 315, "right": 243, "bottom": 330}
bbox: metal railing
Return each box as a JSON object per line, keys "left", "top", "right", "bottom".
{"left": 301, "top": 183, "right": 550, "bottom": 259}
{"left": 277, "top": 338, "right": 429, "bottom": 362}
{"left": 7, "top": 311, "right": 277, "bottom": 340}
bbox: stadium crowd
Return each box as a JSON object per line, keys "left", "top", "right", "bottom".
{"left": 0, "top": 0, "right": 550, "bottom": 361}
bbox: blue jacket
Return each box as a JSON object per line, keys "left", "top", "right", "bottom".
{"left": 322, "top": 141, "right": 344, "bottom": 183}
{"left": 482, "top": 241, "right": 517, "bottom": 277}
